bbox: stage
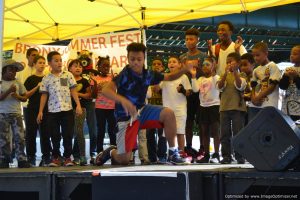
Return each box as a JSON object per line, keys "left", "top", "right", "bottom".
{"left": 0, "top": 163, "right": 299, "bottom": 200}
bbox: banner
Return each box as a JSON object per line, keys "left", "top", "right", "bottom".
{"left": 13, "top": 43, "right": 69, "bottom": 68}
{"left": 12, "top": 30, "right": 142, "bottom": 73}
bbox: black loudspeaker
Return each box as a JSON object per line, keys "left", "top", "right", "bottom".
{"left": 233, "top": 106, "right": 300, "bottom": 171}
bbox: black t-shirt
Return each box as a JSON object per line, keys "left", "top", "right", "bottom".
{"left": 24, "top": 75, "right": 48, "bottom": 112}
{"left": 72, "top": 77, "right": 90, "bottom": 109}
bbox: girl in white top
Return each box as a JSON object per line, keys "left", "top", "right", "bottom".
{"left": 159, "top": 56, "right": 192, "bottom": 157}
{"left": 191, "top": 57, "right": 221, "bottom": 163}
{"left": 191, "top": 58, "right": 220, "bottom": 107}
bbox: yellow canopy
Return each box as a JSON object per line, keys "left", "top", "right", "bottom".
{"left": 3, "top": 0, "right": 299, "bottom": 50}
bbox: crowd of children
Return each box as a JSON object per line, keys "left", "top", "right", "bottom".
{"left": 0, "top": 21, "right": 300, "bottom": 168}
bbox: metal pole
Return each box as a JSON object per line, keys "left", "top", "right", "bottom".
{"left": 0, "top": 0, "right": 4, "bottom": 81}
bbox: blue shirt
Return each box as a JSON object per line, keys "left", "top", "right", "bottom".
{"left": 113, "top": 65, "right": 164, "bottom": 119}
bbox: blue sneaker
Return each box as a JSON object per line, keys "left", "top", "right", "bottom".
{"left": 95, "top": 145, "right": 117, "bottom": 166}
{"left": 168, "top": 149, "right": 189, "bottom": 165}
{"left": 157, "top": 157, "right": 167, "bottom": 164}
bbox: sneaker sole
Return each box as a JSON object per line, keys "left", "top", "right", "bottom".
{"left": 64, "top": 164, "right": 75, "bottom": 167}
{"left": 95, "top": 152, "right": 105, "bottom": 165}
{"left": 49, "top": 163, "right": 60, "bottom": 167}
{"left": 95, "top": 146, "right": 117, "bottom": 165}
{"left": 167, "top": 161, "right": 191, "bottom": 165}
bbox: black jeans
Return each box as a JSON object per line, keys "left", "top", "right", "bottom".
{"left": 146, "top": 128, "right": 167, "bottom": 162}
{"left": 26, "top": 107, "right": 51, "bottom": 159}
{"left": 85, "top": 101, "right": 97, "bottom": 157}
{"left": 95, "top": 109, "right": 116, "bottom": 153}
{"left": 48, "top": 110, "right": 74, "bottom": 158}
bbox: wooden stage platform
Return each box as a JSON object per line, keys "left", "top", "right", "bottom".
{"left": 0, "top": 163, "right": 299, "bottom": 200}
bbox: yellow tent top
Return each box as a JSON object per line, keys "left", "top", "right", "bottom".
{"left": 3, "top": 0, "right": 300, "bottom": 50}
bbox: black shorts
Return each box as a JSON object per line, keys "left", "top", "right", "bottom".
{"left": 198, "top": 105, "right": 220, "bottom": 124}
{"left": 186, "top": 93, "right": 200, "bottom": 121}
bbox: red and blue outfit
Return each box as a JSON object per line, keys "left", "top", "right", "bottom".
{"left": 113, "top": 65, "right": 165, "bottom": 154}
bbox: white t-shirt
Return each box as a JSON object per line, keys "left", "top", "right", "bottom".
{"left": 0, "top": 79, "right": 26, "bottom": 113}
{"left": 160, "top": 74, "right": 191, "bottom": 116}
{"left": 249, "top": 61, "right": 281, "bottom": 108}
{"left": 191, "top": 75, "right": 220, "bottom": 107}
{"left": 211, "top": 42, "right": 247, "bottom": 76}
{"left": 40, "top": 71, "right": 77, "bottom": 113}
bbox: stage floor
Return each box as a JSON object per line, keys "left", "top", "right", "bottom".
{"left": 0, "top": 162, "right": 253, "bottom": 172}
{"left": 1, "top": 163, "right": 300, "bottom": 200}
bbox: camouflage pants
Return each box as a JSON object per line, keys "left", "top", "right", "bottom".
{"left": 0, "top": 113, "right": 27, "bottom": 162}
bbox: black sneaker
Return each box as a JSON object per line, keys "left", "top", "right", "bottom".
{"left": 140, "top": 160, "right": 151, "bottom": 165}
{"left": 80, "top": 156, "right": 88, "bottom": 166}
{"left": 220, "top": 157, "right": 232, "bottom": 164}
{"left": 39, "top": 158, "right": 51, "bottom": 167}
{"left": 184, "top": 147, "right": 198, "bottom": 159}
{"left": 95, "top": 145, "right": 117, "bottom": 166}
{"left": 129, "top": 156, "right": 135, "bottom": 165}
{"left": 129, "top": 150, "right": 136, "bottom": 165}
{"left": 196, "top": 153, "right": 210, "bottom": 163}
{"left": 0, "top": 159, "right": 9, "bottom": 168}
{"left": 28, "top": 157, "right": 36, "bottom": 167}
{"left": 210, "top": 153, "right": 220, "bottom": 164}
{"left": 90, "top": 155, "right": 96, "bottom": 165}
{"left": 73, "top": 157, "right": 80, "bottom": 166}
{"left": 18, "top": 160, "right": 31, "bottom": 168}
{"left": 236, "top": 158, "right": 245, "bottom": 164}
{"left": 168, "top": 149, "right": 189, "bottom": 165}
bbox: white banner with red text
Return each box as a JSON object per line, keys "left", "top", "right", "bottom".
{"left": 12, "top": 30, "right": 142, "bottom": 73}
